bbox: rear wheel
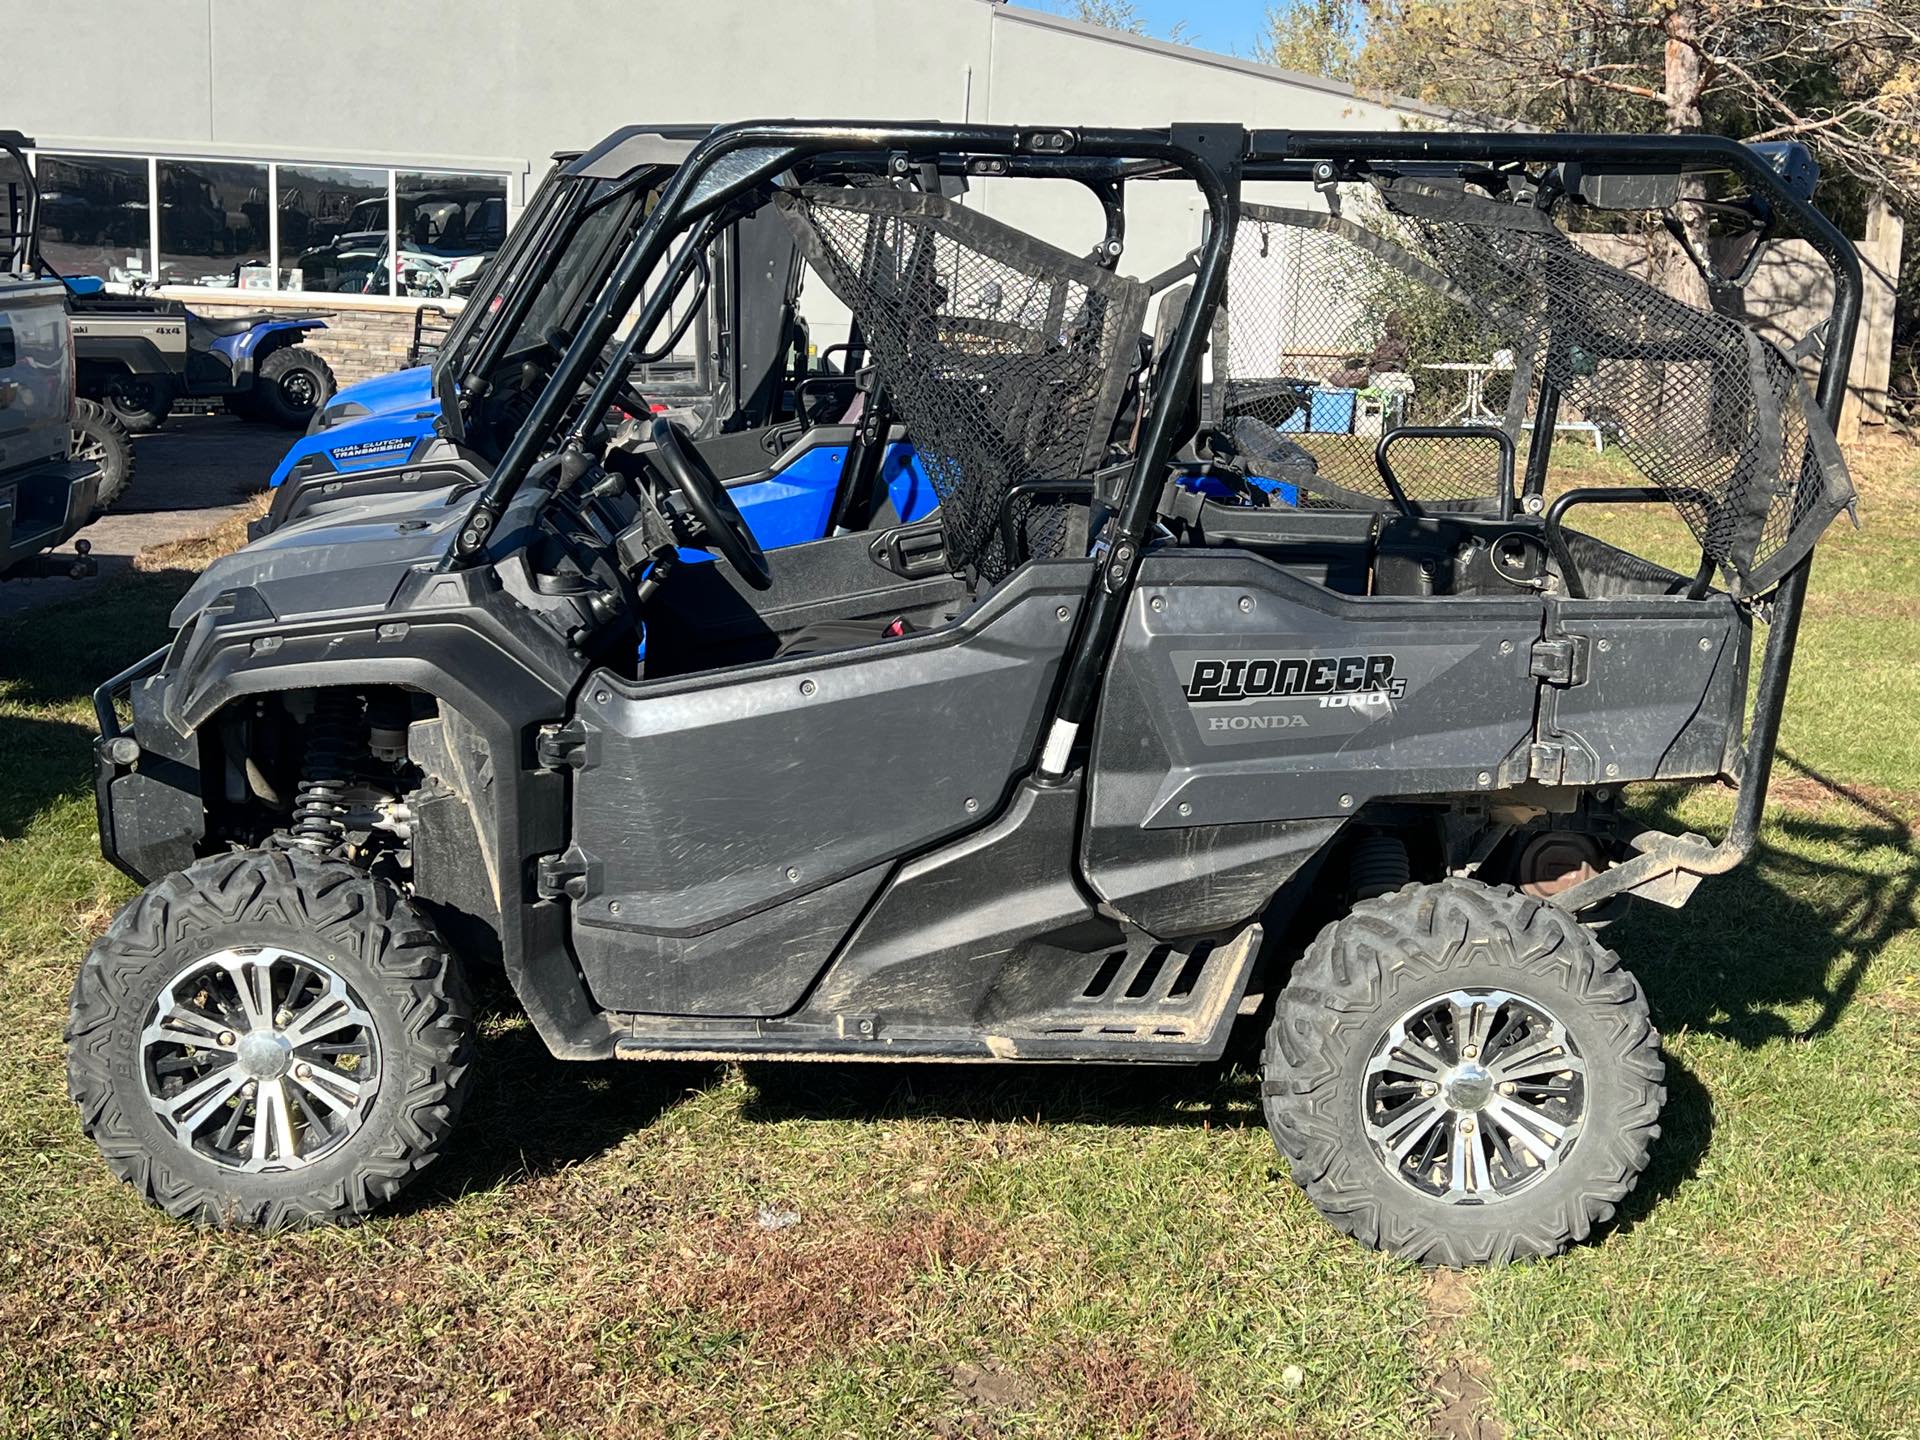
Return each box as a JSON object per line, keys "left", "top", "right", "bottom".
{"left": 66, "top": 849, "right": 473, "bottom": 1228}
{"left": 254, "top": 345, "right": 336, "bottom": 428}
{"left": 71, "top": 398, "right": 136, "bottom": 515}
{"left": 96, "top": 370, "right": 173, "bottom": 433}
{"left": 1261, "top": 878, "right": 1664, "bottom": 1266}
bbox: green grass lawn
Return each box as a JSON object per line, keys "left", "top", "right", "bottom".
{"left": 2, "top": 461, "right": 1917, "bottom": 1440}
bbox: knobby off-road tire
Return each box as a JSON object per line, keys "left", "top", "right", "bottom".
{"left": 255, "top": 345, "right": 336, "bottom": 428}
{"left": 1262, "top": 879, "right": 1664, "bottom": 1266}
{"left": 96, "top": 371, "right": 173, "bottom": 433}
{"left": 66, "top": 849, "right": 473, "bottom": 1228}
{"left": 71, "top": 398, "right": 135, "bottom": 514}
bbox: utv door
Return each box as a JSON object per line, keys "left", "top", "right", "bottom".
{"left": 1082, "top": 549, "right": 1547, "bottom": 935}
{"left": 559, "top": 560, "right": 1090, "bottom": 1017}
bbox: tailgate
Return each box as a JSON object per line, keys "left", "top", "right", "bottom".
{"left": 0, "top": 276, "right": 71, "bottom": 474}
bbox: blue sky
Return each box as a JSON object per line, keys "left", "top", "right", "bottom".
{"left": 1015, "top": 0, "right": 1275, "bottom": 59}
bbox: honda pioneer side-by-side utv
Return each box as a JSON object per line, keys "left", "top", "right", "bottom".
{"left": 71, "top": 121, "right": 1859, "bottom": 1266}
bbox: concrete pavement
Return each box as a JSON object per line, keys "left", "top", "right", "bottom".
{"left": 0, "top": 413, "right": 288, "bottom": 620}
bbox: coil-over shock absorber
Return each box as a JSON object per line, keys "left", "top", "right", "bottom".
{"left": 289, "top": 691, "right": 365, "bottom": 855}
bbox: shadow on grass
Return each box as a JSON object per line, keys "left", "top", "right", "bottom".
{"left": 0, "top": 566, "right": 196, "bottom": 840}
{"left": 401, "top": 979, "right": 725, "bottom": 1211}
{"left": 1611, "top": 751, "right": 1917, "bottom": 1049}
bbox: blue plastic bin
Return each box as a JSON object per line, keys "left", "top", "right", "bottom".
{"left": 1310, "top": 389, "right": 1356, "bottom": 433}
{"left": 1275, "top": 388, "right": 1357, "bottom": 434}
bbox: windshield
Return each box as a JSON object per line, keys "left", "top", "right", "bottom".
{"left": 436, "top": 171, "right": 664, "bottom": 396}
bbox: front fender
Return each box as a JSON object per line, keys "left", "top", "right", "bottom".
{"left": 97, "top": 566, "right": 614, "bottom": 1058}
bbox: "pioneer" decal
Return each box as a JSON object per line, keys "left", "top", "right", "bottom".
{"left": 1184, "top": 654, "right": 1406, "bottom": 704}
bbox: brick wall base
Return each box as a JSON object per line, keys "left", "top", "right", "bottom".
{"left": 161, "top": 292, "right": 465, "bottom": 390}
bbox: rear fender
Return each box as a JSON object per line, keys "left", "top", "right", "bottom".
{"left": 75, "top": 337, "right": 176, "bottom": 378}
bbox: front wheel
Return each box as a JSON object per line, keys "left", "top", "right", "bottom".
{"left": 254, "top": 345, "right": 336, "bottom": 428}
{"left": 1261, "top": 878, "right": 1664, "bottom": 1266}
{"left": 66, "top": 850, "right": 473, "bottom": 1228}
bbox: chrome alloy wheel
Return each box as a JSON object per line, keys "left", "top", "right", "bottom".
{"left": 1362, "top": 988, "right": 1586, "bottom": 1203}
{"left": 140, "top": 947, "right": 380, "bottom": 1172}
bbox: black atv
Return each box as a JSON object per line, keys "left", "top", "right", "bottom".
{"left": 74, "top": 121, "right": 1858, "bottom": 1266}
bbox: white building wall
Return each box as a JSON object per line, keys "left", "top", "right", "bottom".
{"left": 7, "top": 0, "right": 1440, "bottom": 346}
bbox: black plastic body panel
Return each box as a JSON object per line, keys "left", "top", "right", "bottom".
{"left": 1537, "top": 594, "right": 1748, "bottom": 784}
{"left": 262, "top": 442, "right": 487, "bottom": 535}
{"left": 99, "top": 672, "right": 205, "bottom": 882}
{"left": 567, "top": 562, "right": 1090, "bottom": 1015}
{"left": 581, "top": 864, "right": 887, "bottom": 1016}
{"left": 1085, "top": 550, "right": 1546, "bottom": 855}
{"left": 1084, "top": 814, "right": 1345, "bottom": 938}
{"left": 611, "top": 779, "right": 1262, "bottom": 1064}
{"left": 799, "top": 779, "right": 1100, "bottom": 1029}
{"left": 1190, "top": 502, "right": 1375, "bottom": 595}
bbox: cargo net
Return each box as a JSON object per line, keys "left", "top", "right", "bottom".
{"left": 1218, "top": 190, "right": 1854, "bottom": 595}
{"left": 777, "top": 186, "right": 1148, "bottom": 580}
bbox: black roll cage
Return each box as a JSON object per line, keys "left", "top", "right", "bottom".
{"left": 1, "top": 131, "right": 42, "bottom": 275}
{"left": 443, "top": 119, "right": 1863, "bottom": 914}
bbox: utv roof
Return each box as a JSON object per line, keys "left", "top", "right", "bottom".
{"left": 566, "top": 126, "right": 710, "bottom": 180}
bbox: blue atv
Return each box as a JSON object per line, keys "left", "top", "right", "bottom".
{"left": 268, "top": 127, "right": 938, "bottom": 555}
{"left": 65, "top": 283, "right": 336, "bottom": 432}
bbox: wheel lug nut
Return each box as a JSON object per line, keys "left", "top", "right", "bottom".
{"left": 217, "top": 1031, "right": 235, "bottom": 1047}
{"left": 1421, "top": 1082, "right": 1438, "bottom": 1096}
{"left": 1499, "top": 1081, "right": 1516, "bottom": 1095}
{"left": 1462, "top": 1045, "right": 1478, "bottom": 1059}
{"left": 1460, "top": 1119, "right": 1475, "bottom": 1134}
{"left": 294, "top": 1063, "right": 311, "bottom": 1079}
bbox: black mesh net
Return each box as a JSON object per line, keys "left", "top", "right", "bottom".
{"left": 777, "top": 186, "right": 1148, "bottom": 579}
{"left": 1217, "top": 190, "right": 1854, "bottom": 595}
{"left": 1217, "top": 206, "right": 1517, "bottom": 512}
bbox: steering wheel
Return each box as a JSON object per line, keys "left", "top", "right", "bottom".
{"left": 648, "top": 418, "right": 771, "bottom": 590}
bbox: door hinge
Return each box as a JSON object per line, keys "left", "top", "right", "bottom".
{"left": 1530, "top": 634, "right": 1589, "bottom": 686}
{"left": 535, "top": 718, "right": 591, "bottom": 770}
{"left": 534, "top": 843, "right": 597, "bottom": 902}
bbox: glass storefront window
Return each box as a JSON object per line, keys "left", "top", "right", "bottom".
{"left": 392, "top": 170, "right": 509, "bottom": 299}
{"left": 31, "top": 152, "right": 511, "bottom": 297}
{"left": 278, "top": 163, "right": 391, "bottom": 295}
{"left": 34, "top": 154, "right": 152, "bottom": 285}
{"left": 156, "top": 159, "right": 270, "bottom": 289}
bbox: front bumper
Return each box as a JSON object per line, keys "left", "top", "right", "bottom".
{"left": 94, "top": 647, "right": 205, "bottom": 884}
